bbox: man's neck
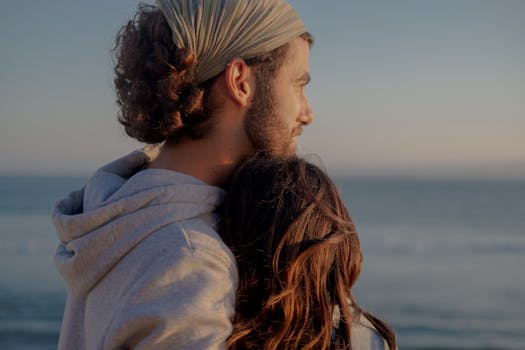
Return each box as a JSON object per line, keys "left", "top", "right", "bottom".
{"left": 147, "top": 132, "right": 251, "bottom": 188}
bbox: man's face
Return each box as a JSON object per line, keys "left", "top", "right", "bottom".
{"left": 244, "top": 37, "right": 313, "bottom": 156}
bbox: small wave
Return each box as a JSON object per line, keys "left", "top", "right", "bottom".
{"left": 0, "top": 320, "right": 60, "bottom": 333}
{"left": 0, "top": 240, "right": 56, "bottom": 254}
{"left": 361, "top": 234, "right": 525, "bottom": 255}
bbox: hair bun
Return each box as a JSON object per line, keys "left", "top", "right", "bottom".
{"left": 172, "top": 47, "right": 197, "bottom": 73}
{"left": 114, "top": 6, "right": 207, "bottom": 144}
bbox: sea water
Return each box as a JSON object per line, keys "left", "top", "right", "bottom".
{"left": 0, "top": 175, "right": 523, "bottom": 349}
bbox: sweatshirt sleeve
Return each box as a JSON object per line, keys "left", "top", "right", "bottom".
{"left": 101, "top": 227, "right": 238, "bottom": 350}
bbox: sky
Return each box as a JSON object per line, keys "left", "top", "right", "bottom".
{"left": 1, "top": 0, "right": 524, "bottom": 179}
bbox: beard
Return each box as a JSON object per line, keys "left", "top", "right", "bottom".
{"left": 243, "top": 78, "right": 295, "bottom": 156}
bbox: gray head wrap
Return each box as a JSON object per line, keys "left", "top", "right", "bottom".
{"left": 155, "top": 0, "right": 307, "bottom": 83}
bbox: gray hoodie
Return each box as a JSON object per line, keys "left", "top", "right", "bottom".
{"left": 53, "top": 147, "right": 238, "bottom": 350}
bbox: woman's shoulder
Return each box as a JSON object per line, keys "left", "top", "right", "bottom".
{"left": 350, "top": 311, "right": 391, "bottom": 350}
{"left": 332, "top": 304, "right": 392, "bottom": 350}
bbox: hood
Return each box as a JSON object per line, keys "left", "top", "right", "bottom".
{"left": 52, "top": 146, "right": 225, "bottom": 297}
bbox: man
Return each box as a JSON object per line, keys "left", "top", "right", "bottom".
{"left": 53, "top": 0, "right": 313, "bottom": 349}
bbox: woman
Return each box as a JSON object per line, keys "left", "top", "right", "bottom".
{"left": 222, "top": 156, "right": 397, "bottom": 350}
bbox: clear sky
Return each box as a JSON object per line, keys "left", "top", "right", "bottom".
{"left": 1, "top": 0, "right": 524, "bottom": 179}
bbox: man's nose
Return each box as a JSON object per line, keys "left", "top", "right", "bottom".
{"left": 299, "top": 96, "right": 313, "bottom": 126}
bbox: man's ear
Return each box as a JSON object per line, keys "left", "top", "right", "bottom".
{"left": 223, "top": 58, "right": 255, "bottom": 108}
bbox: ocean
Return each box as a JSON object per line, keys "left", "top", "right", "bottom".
{"left": 0, "top": 175, "right": 523, "bottom": 349}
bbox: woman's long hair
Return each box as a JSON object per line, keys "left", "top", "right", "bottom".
{"left": 222, "top": 156, "right": 397, "bottom": 350}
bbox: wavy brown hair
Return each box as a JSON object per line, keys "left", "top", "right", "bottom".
{"left": 113, "top": 3, "right": 312, "bottom": 144}
{"left": 222, "top": 156, "right": 397, "bottom": 350}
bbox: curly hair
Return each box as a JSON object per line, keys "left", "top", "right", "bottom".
{"left": 113, "top": 4, "right": 210, "bottom": 143}
{"left": 222, "top": 156, "right": 397, "bottom": 350}
{"left": 113, "top": 3, "right": 312, "bottom": 144}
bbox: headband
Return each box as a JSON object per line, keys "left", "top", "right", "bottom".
{"left": 156, "top": 0, "right": 307, "bottom": 83}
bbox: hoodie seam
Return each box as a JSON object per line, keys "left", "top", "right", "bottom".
{"left": 175, "top": 221, "right": 235, "bottom": 270}
{"left": 175, "top": 221, "right": 195, "bottom": 250}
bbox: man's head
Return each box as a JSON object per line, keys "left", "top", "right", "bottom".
{"left": 113, "top": 0, "right": 313, "bottom": 156}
